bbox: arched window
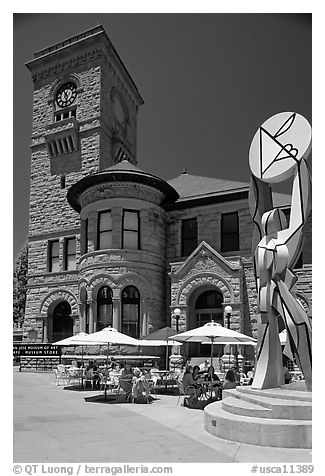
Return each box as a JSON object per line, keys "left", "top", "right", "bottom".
{"left": 97, "top": 286, "right": 113, "bottom": 331}
{"left": 122, "top": 286, "right": 140, "bottom": 338}
{"left": 52, "top": 301, "right": 73, "bottom": 342}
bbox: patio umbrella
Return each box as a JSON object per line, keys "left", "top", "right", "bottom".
{"left": 170, "top": 321, "right": 257, "bottom": 368}
{"left": 78, "top": 327, "right": 139, "bottom": 398}
{"left": 202, "top": 338, "right": 257, "bottom": 374}
{"left": 53, "top": 332, "right": 90, "bottom": 387}
{"left": 142, "top": 326, "right": 179, "bottom": 371}
{"left": 137, "top": 339, "right": 182, "bottom": 347}
{"left": 171, "top": 321, "right": 257, "bottom": 396}
{"left": 137, "top": 339, "right": 183, "bottom": 368}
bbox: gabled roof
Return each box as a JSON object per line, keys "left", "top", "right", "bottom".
{"left": 172, "top": 241, "right": 240, "bottom": 278}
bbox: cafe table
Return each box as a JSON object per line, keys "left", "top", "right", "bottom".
{"left": 151, "top": 370, "right": 178, "bottom": 392}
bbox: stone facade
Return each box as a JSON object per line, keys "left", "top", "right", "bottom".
{"left": 22, "top": 26, "right": 312, "bottom": 362}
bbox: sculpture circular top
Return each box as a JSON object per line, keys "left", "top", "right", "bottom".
{"left": 249, "top": 112, "right": 311, "bottom": 183}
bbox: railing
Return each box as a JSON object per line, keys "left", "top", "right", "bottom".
{"left": 18, "top": 356, "right": 61, "bottom": 372}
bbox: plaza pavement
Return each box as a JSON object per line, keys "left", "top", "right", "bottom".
{"left": 13, "top": 369, "right": 312, "bottom": 463}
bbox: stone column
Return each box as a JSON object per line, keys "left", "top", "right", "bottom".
{"left": 79, "top": 303, "right": 86, "bottom": 333}
{"left": 43, "top": 318, "right": 48, "bottom": 343}
{"left": 141, "top": 299, "right": 148, "bottom": 337}
{"left": 112, "top": 299, "right": 120, "bottom": 330}
{"left": 112, "top": 288, "right": 121, "bottom": 331}
{"left": 88, "top": 300, "right": 95, "bottom": 334}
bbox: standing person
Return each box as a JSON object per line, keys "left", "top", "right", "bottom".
{"left": 92, "top": 360, "right": 100, "bottom": 388}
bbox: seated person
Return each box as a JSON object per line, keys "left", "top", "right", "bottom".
{"left": 118, "top": 364, "right": 133, "bottom": 398}
{"left": 85, "top": 361, "right": 94, "bottom": 387}
{"left": 247, "top": 368, "right": 255, "bottom": 386}
{"left": 109, "top": 361, "right": 117, "bottom": 371}
{"left": 222, "top": 369, "right": 237, "bottom": 390}
{"left": 199, "top": 359, "right": 209, "bottom": 373}
{"left": 283, "top": 364, "right": 292, "bottom": 384}
{"left": 204, "top": 365, "right": 222, "bottom": 398}
{"left": 192, "top": 365, "right": 202, "bottom": 382}
{"left": 182, "top": 366, "right": 202, "bottom": 402}
{"left": 132, "top": 368, "right": 149, "bottom": 401}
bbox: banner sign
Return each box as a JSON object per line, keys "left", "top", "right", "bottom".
{"left": 13, "top": 344, "right": 62, "bottom": 357}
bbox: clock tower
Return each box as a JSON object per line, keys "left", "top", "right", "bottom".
{"left": 23, "top": 26, "right": 144, "bottom": 342}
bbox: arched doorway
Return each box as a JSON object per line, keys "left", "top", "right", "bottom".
{"left": 121, "top": 285, "right": 140, "bottom": 338}
{"left": 194, "top": 289, "right": 224, "bottom": 357}
{"left": 52, "top": 301, "right": 73, "bottom": 342}
{"left": 97, "top": 286, "right": 113, "bottom": 331}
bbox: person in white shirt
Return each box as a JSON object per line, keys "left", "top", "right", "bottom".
{"left": 199, "top": 360, "right": 209, "bottom": 372}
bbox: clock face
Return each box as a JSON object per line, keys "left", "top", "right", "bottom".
{"left": 56, "top": 82, "right": 77, "bottom": 108}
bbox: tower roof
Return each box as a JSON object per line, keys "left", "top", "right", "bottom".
{"left": 67, "top": 160, "right": 179, "bottom": 212}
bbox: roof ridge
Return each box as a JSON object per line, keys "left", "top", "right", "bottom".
{"left": 168, "top": 172, "right": 249, "bottom": 185}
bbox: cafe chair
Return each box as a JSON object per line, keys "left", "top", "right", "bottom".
{"left": 68, "top": 368, "right": 82, "bottom": 386}
{"left": 98, "top": 373, "right": 114, "bottom": 394}
{"left": 117, "top": 377, "right": 133, "bottom": 401}
{"left": 149, "top": 375, "right": 158, "bottom": 396}
{"left": 54, "top": 367, "right": 69, "bottom": 386}
{"left": 176, "top": 381, "right": 197, "bottom": 405}
{"left": 239, "top": 372, "right": 250, "bottom": 386}
{"left": 131, "top": 378, "right": 151, "bottom": 404}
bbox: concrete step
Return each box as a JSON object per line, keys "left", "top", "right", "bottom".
{"left": 234, "top": 385, "right": 311, "bottom": 402}
{"left": 222, "top": 389, "right": 311, "bottom": 420}
{"left": 222, "top": 396, "right": 272, "bottom": 418}
{"left": 204, "top": 402, "right": 311, "bottom": 449}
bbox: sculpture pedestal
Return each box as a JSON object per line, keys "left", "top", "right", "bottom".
{"left": 204, "top": 381, "right": 311, "bottom": 448}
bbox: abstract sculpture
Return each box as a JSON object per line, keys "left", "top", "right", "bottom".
{"left": 248, "top": 112, "right": 312, "bottom": 390}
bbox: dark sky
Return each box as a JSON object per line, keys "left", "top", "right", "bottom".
{"left": 13, "top": 13, "right": 311, "bottom": 260}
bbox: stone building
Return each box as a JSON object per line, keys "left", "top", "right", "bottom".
{"left": 22, "top": 25, "right": 312, "bottom": 360}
